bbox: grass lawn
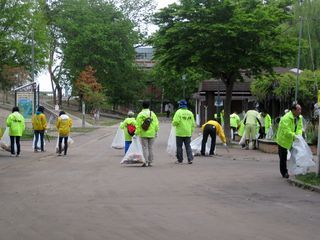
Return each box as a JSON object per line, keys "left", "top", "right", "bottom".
{"left": 296, "top": 172, "right": 320, "bottom": 186}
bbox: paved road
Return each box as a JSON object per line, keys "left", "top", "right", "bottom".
{"left": 0, "top": 122, "right": 319, "bottom": 240}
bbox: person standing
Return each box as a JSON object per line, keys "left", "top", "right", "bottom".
{"left": 56, "top": 111, "right": 73, "bottom": 156}
{"left": 172, "top": 100, "right": 195, "bottom": 164}
{"left": 259, "top": 110, "right": 272, "bottom": 139}
{"left": 201, "top": 119, "right": 227, "bottom": 156}
{"left": 135, "top": 101, "right": 159, "bottom": 167}
{"left": 243, "top": 107, "right": 261, "bottom": 150}
{"left": 6, "top": 106, "right": 25, "bottom": 157}
{"left": 230, "top": 111, "right": 240, "bottom": 140}
{"left": 120, "top": 111, "right": 136, "bottom": 154}
{"left": 276, "top": 103, "right": 302, "bottom": 178}
{"left": 32, "top": 106, "right": 47, "bottom": 152}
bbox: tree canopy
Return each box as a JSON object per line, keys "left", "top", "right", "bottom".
{"left": 150, "top": 0, "right": 297, "bottom": 141}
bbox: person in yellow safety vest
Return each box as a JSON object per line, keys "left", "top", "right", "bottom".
{"left": 276, "top": 103, "right": 302, "bottom": 178}
{"left": 201, "top": 118, "right": 227, "bottom": 156}
{"left": 32, "top": 106, "right": 47, "bottom": 152}
{"left": 259, "top": 110, "right": 272, "bottom": 139}
{"left": 230, "top": 111, "right": 240, "bottom": 140}
{"left": 243, "top": 107, "right": 261, "bottom": 150}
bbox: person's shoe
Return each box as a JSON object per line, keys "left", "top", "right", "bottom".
{"left": 245, "top": 146, "right": 249, "bottom": 150}
{"left": 16, "top": 154, "right": 20, "bottom": 157}
{"left": 57, "top": 153, "right": 62, "bottom": 157}
{"left": 188, "top": 161, "right": 193, "bottom": 164}
{"left": 141, "top": 163, "right": 147, "bottom": 167}
{"left": 200, "top": 152, "right": 205, "bottom": 156}
{"left": 10, "top": 154, "right": 15, "bottom": 157}
{"left": 41, "top": 150, "right": 45, "bottom": 152}
{"left": 174, "top": 161, "right": 182, "bottom": 164}
{"left": 34, "top": 149, "right": 38, "bottom": 153}
{"left": 147, "top": 162, "right": 152, "bottom": 167}
{"left": 283, "top": 173, "right": 289, "bottom": 179}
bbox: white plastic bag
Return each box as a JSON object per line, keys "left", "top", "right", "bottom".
{"left": 239, "top": 132, "right": 246, "bottom": 145}
{"left": 121, "top": 137, "right": 145, "bottom": 165}
{"left": 265, "top": 127, "right": 273, "bottom": 140}
{"left": 111, "top": 124, "right": 125, "bottom": 149}
{"left": 55, "top": 136, "right": 74, "bottom": 153}
{"left": 191, "top": 135, "right": 213, "bottom": 156}
{"left": 288, "top": 136, "right": 315, "bottom": 175}
{"left": 0, "top": 127, "right": 11, "bottom": 152}
{"left": 166, "top": 126, "right": 176, "bottom": 156}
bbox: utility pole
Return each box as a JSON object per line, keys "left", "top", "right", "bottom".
{"left": 32, "top": 30, "right": 35, "bottom": 83}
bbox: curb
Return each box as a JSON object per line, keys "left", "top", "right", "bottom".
{"left": 287, "top": 178, "right": 320, "bottom": 193}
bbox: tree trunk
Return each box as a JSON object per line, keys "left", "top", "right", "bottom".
{"left": 57, "top": 85, "right": 62, "bottom": 106}
{"left": 223, "top": 78, "right": 234, "bottom": 144}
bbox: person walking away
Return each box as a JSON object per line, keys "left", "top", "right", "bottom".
{"left": 172, "top": 100, "right": 195, "bottom": 164}
{"left": 276, "top": 103, "right": 302, "bottom": 178}
{"left": 6, "top": 106, "right": 25, "bottom": 157}
{"left": 120, "top": 111, "right": 136, "bottom": 154}
{"left": 135, "top": 101, "right": 159, "bottom": 167}
{"left": 56, "top": 111, "right": 73, "bottom": 156}
{"left": 243, "top": 107, "right": 261, "bottom": 150}
{"left": 230, "top": 111, "right": 240, "bottom": 140}
{"left": 201, "top": 118, "right": 227, "bottom": 156}
{"left": 32, "top": 106, "right": 47, "bottom": 152}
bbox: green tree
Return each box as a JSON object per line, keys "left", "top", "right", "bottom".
{"left": 51, "top": 0, "right": 144, "bottom": 107}
{"left": 150, "top": 0, "right": 296, "bottom": 142}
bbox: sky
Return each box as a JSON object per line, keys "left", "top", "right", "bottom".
{"left": 37, "top": 0, "right": 178, "bottom": 91}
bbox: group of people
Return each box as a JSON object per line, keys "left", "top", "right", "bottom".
{"left": 4, "top": 106, "right": 72, "bottom": 157}
{"left": 120, "top": 99, "right": 227, "bottom": 167}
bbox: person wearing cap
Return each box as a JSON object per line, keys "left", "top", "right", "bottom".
{"left": 32, "top": 106, "right": 47, "bottom": 152}
{"left": 56, "top": 111, "right": 73, "bottom": 156}
{"left": 172, "top": 100, "right": 195, "bottom": 164}
{"left": 276, "top": 103, "right": 303, "bottom": 179}
{"left": 120, "top": 111, "right": 137, "bottom": 154}
{"left": 135, "top": 100, "right": 159, "bottom": 167}
{"left": 201, "top": 118, "right": 227, "bottom": 156}
{"left": 6, "top": 106, "right": 25, "bottom": 157}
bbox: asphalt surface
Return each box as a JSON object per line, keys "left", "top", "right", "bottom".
{"left": 0, "top": 121, "right": 319, "bottom": 240}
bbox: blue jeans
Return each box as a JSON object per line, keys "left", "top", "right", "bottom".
{"left": 125, "top": 141, "right": 132, "bottom": 154}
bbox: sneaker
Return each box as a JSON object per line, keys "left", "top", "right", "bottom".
{"left": 147, "top": 162, "right": 152, "bottom": 167}
{"left": 34, "top": 149, "right": 38, "bottom": 153}
{"left": 188, "top": 161, "right": 193, "bottom": 164}
{"left": 57, "top": 153, "right": 62, "bottom": 157}
{"left": 10, "top": 154, "right": 15, "bottom": 157}
{"left": 175, "top": 161, "right": 182, "bottom": 164}
{"left": 16, "top": 154, "right": 20, "bottom": 157}
{"left": 141, "top": 163, "right": 147, "bottom": 167}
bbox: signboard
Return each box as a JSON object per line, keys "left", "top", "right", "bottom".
{"left": 214, "top": 99, "right": 223, "bottom": 107}
{"left": 16, "top": 92, "right": 34, "bottom": 120}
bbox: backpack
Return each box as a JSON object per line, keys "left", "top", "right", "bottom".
{"left": 127, "top": 124, "right": 136, "bottom": 136}
{"left": 141, "top": 111, "right": 152, "bottom": 131}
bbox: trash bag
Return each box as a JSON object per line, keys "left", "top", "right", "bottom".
{"left": 191, "top": 135, "right": 213, "bottom": 156}
{"left": 265, "top": 127, "right": 273, "bottom": 140}
{"left": 32, "top": 135, "right": 46, "bottom": 150}
{"left": 288, "top": 136, "right": 315, "bottom": 175}
{"left": 111, "top": 124, "right": 125, "bottom": 149}
{"left": 55, "top": 136, "right": 74, "bottom": 153}
{"left": 239, "top": 132, "right": 246, "bottom": 146}
{"left": 121, "top": 137, "right": 145, "bottom": 165}
{"left": 0, "top": 127, "right": 12, "bottom": 152}
{"left": 166, "top": 126, "right": 176, "bottom": 156}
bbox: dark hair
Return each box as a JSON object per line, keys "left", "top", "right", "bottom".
{"left": 37, "top": 106, "right": 44, "bottom": 113}
{"left": 12, "top": 106, "right": 19, "bottom": 112}
{"left": 142, "top": 100, "right": 150, "bottom": 109}
{"left": 59, "top": 111, "right": 66, "bottom": 116}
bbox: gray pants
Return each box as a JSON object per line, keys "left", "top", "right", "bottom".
{"left": 140, "top": 137, "right": 155, "bottom": 164}
{"left": 176, "top": 136, "right": 193, "bottom": 162}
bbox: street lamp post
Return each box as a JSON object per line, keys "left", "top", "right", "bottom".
{"left": 182, "top": 74, "right": 186, "bottom": 99}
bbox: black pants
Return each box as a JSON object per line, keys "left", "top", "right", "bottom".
{"left": 259, "top": 127, "right": 266, "bottom": 139}
{"left": 176, "top": 136, "right": 193, "bottom": 162}
{"left": 201, "top": 124, "right": 216, "bottom": 155}
{"left": 58, "top": 136, "right": 69, "bottom": 155}
{"left": 10, "top": 136, "right": 20, "bottom": 155}
{"left": 278, "top": 144, "right": 288, "bottom": 177}
{"left": 34, "top": 130, "right": 45, "bottom": 151}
